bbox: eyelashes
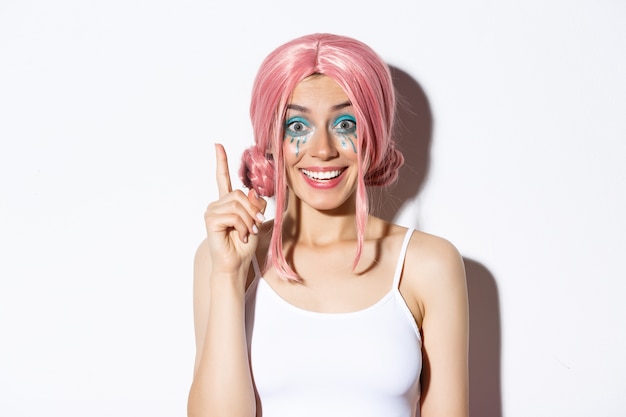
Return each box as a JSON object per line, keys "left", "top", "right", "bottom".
{"left": 332, "top": 115, "right": 357, "bottom": 134}
{"left": 285, "top": 117, "right": 312, "bottom": 137}
{"left": 283, "top": 114, "right": 358, "bottom": 156}
{"left": 333, "top": 115, "right": 357, "bottom": 153}
{"left": 285, "top": 117, "right": 311, "bottom": 157}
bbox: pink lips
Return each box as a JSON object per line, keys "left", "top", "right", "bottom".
{"left": 299, "top": 167, "right": 347, "bottom": 189}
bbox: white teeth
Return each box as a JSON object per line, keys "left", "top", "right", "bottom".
{"left": 301, "top": 169, "right": 343, "bottom": 180}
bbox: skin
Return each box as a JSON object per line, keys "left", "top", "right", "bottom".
{"left": 188, "top": 75, "right": 469, "bottom": 417}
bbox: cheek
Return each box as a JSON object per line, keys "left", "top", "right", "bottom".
{"left": 281, "top": 141, "right": 301, "bottom": 186}
{"left": 335, "top": 131, "right": 358, "bottom": 154}
{"left": 283, "top": 132, "right": 312, "bottom": 158}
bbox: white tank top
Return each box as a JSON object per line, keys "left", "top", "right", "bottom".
{"left": 245, "top": 228, "right": 422, "bottom": 417}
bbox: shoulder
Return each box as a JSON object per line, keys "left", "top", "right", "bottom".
{"left": 371, "top": 220, "right": 463, "bottom": 273}
{"left": 400, "top": 228, "right": 467, "bottom": 324}
{"left": 406, "top": 230, "right": 465, "bottom": 281}
{"left": 403, "top": 231, "right": 470, "bottom": 414}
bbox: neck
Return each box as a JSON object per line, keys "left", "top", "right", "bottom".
{"left": 283, "top": 189, "right": 360, "bottom": 247}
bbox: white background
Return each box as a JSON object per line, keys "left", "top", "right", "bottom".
{"left": 1, "top": 1, "right": 625, "bottom": 416}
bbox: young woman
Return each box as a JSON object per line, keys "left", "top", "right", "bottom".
{"left": 188, "top": 34, "right": 469, "bottom": 417}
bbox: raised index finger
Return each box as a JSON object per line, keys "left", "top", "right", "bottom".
{"left": 215, "top": 143, "right": 232, "bottom": 197}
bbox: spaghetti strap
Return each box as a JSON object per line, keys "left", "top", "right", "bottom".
{"left": 392, "top": 228, "right": 415, "bottom": 289}
{"left": 251, "top": 254, "right": 262, "bottom": 278}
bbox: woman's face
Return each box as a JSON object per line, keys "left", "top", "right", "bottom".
{"left": 282, "top": 75, "right": 359, "bottom": 212}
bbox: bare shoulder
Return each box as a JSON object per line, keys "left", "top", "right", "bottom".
{"left": 406, "top": 230, "right": 465, "bottom": 282}
{"left": 372, "top": 220, "right": 463, "bottom": 273}
{"left": 400, "top": 229, "right": 467, "bottom": 325}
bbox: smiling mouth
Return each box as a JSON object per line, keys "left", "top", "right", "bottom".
{"left": 300, "top": 168, "right": 345, "bottom": 181}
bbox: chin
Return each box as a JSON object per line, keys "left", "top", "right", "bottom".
{"left": 296, "top": 189, "right": 357, "bottom": 213}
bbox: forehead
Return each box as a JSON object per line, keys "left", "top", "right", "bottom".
{"left": 288, "top": 75, "right": 350, "bottom": 107}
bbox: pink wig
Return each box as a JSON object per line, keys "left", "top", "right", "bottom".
{"left": 239, "top": 33, "right": 404, "bottom": 281}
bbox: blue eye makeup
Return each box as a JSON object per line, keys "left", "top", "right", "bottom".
{"left": 284, "top": 116, "right": 312, "bottom": 157}
{"left": 285, "top": 117, "right": 312, "bottom": 137}
{"left": 333, "top": 115, "right": 357, "bottom": 134}
{"left": 283, "top": 114, "right": 358, "bottom": 157}
{"left": 333, "top": 115, "right": 357, "bottom": 153}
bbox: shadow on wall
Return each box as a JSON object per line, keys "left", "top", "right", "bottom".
{"left": 464, "top": 258, "right": 503, "bottom": 417}
{"left": 376, "top": 66, "right": 502, "bottom": 417}
{"left": 369, "top": 66, "right": 431, "bottom": 220}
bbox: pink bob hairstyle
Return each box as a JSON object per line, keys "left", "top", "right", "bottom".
{"left": 239, "top": 33, "right": 404, "bottom": 281}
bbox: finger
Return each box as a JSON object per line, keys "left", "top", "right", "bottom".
{"left": 215, "top": 143, "right": 232, "bottom": 198}
{"left": 247, "top": 189, "right": 267, "bottom": 222}
{"left": 226, "top": 214, "right": 253, "bottom": 243}
{"left": 258, "top": 195, "right": 267, "bottom": 215}
{"left": 204, "top": 194, "right": 259, "bottom": 234}
{"left": 214, "top": 189, "right": 263, "bottom": 228}
{"left": 211, "top": 213, "right": 252, "bottom": 243}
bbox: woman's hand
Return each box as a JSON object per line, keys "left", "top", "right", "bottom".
{"left": 189, "top": 144, "right": 262, "bottom": 417}
{"left": 204, "top": 143, "right": 266, "bottom": 276}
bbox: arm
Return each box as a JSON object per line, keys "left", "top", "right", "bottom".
{"left": 187, "top": 144, "right": 265, "bottom": 417}
{"left": 407, "top": 236, "right": 469, "bottom": 417}
{"left": 188, "top": 241, "right": 256, "bottom": 417}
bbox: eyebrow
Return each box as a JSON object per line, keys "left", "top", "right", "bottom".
{"left": 286, "top": 101, "right": 353, "bottom": 113}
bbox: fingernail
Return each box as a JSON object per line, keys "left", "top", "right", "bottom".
{"left": 243, "top": 235, "right": 248, "bottom": 243}
{"left": 253, "top": 189, "right": 258, "bottom": 198}
{"left": 252, "top": 224, "right": 259, "bottom": 234}
{"left": 256, "top": 212, "right": 266, "bottom": 222}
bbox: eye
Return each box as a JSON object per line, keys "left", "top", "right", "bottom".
{"left": 291, "top": 122, "right": 306, "bottom": 132}
{"left": 285, "top": 117, "right": 311, "bottom": 137}
{"left": 339, "top": 120, "right": 354, "bottom": 130}
{"left": 333, "top": 115, "right": 357, "bottom": 134}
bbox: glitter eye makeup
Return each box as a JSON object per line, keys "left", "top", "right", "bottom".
{"left": 285, "top": 117, "right": 312, "bottom": 137}
{"left": 332, "top": 115, "right": 357, "bottom": 153}
{"left": 333, "top": 115, "right": 357, "bottom": 134}
{"left": 285, "top": 116, "right": 313, "bottom": 157}
{"left": 283, "top": 113, "right": 358, "bottom": 157}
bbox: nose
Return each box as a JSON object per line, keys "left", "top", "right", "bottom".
{"left": 310, "top": 128, "right": 339, "bottom": 160}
